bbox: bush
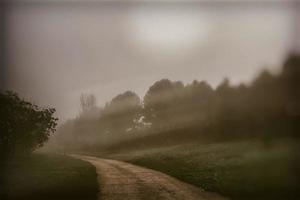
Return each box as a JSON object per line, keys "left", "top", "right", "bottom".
{"left": 0, "top": 91, "right": 58, "bottom": 159}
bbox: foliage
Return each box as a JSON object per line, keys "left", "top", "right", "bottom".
{"left": 0, "top": 91, "right": 58, "bottom": 158}
{"left": 54, "top": 54, "right": 300, "bottom": 151}
{"left": 101, "top": 91, "right": 142, "bottom": 136}
{"left": 52, "top": 91, "right": 142, "bottom": 150}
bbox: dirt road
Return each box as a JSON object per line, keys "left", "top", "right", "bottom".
{"left": 72, "top": 155, "right": 227, "bottom": 200}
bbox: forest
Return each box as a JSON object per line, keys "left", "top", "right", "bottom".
{"left": 49, "top": 54, "right": 300, "bottom": 152}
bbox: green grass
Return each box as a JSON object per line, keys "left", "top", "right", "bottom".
{"left": 0, "top": 153, "right": 98, "bottom": 200}
{"left": 103, "top": 139, "right": 300, "bottom": 200}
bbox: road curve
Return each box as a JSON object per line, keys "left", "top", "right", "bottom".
{"left": 71, "top": 155, "right": 227, "bottom": 200}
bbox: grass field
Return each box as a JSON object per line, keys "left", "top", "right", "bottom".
{"left": 103, "top": 139, "right": 300, "bottom": 200}
{"left": 0, "top": 153, "right": 98, "bottom": 200}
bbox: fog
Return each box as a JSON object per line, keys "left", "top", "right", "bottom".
{"left": 2, "top": 0, "right": 298, "bottom": 120}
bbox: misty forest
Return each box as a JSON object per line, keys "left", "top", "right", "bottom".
{"left": 1, "top": 54, "right": 300, "bottom": 200}
{"left": 47, "top": 54, "right": 300, "bottom": 153}
{"left": 1, "top": 1, "right": 300, "bottom": 200}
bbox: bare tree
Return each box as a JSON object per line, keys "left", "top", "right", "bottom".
{"left": 80, "top": 94, "right": 96, "bottom": 112}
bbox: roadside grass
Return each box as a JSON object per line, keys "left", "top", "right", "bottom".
{"left": 0, "top": 153, "right": 98, "bottom": 200}
{"left": 103, "top": 139, "right": 300, "bottom": 200}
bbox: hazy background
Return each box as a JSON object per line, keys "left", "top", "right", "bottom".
{"left": 2, "top": 0, "right": 299, "bottom": 120}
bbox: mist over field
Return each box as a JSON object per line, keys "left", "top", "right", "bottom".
{"left": 2, "top": 0, "right": 298, "bottom": 120}
{"left": 44, "top": 53, "right": 300, "bottom": 152}
{"left": 1, "top": 1, "right": 300, "bottom": 200}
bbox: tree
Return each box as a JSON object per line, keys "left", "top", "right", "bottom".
{"left": 80, "top": 94, "right": 96, "bottom": 112}
{"left": 0, "top": 91, "right": 58, "bottom": 159}
{"left": 184, "top": 80, "right": 214, "bottom": 126}
{"left": 79, "top": 94, "right": 100, "bottom": 119}
{"left": 143, "top": 79, "right": 185, "bottom": 130}
{"left": 281, "top": 53, "right": 300, "bottom": 135}
{"left": 101, "top": 91, "right": 142, "bottom": 136}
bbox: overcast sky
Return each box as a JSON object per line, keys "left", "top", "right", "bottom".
{"left": 2, "top": 1, "right": 299, "bottom": 121}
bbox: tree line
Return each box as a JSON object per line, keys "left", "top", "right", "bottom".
{"left": 53, "top": 54, "right": 300, "bottom": 151}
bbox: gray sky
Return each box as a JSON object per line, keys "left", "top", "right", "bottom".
{"left": 3, "top": 1, "right": 299, "bottom": 121}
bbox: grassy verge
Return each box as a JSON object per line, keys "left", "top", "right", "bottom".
{"left": 103, "top": 139, "right": 300, "bottom": 200}
{"left": 0, "top": 153, "right": 98, "bottom": 200}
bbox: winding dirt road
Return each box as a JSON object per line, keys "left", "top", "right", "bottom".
{"left": 72, "top": 155, "right": 227, "bottom": 200}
